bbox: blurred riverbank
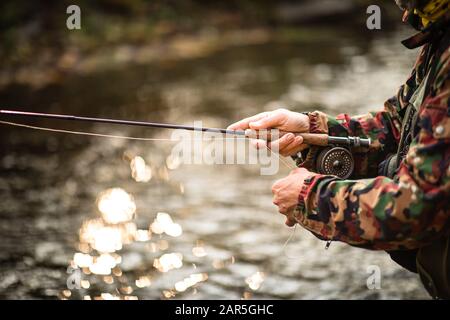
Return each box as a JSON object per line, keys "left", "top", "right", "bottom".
{"left": 1, "top": 0, "right": 402, "bottom": 89}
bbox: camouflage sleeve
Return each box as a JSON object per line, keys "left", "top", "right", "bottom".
{"left": 308, "top": 102, "right": 403, "bottom": 178}
{"left": 294, "top": 50, "right": 450, "bottom": 251}
{"left": 308, "top": 47, "right": 429, "bottom": 178}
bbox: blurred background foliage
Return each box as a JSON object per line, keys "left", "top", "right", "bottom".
{"left": 0, "top": 0, "right": 406, "bottom": 91}
{"left": 0, "top": 0, "right": 401, "bottom": 67}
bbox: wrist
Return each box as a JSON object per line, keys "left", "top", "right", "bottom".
{"left": 300, "top": 112, "right": 310, "bottom": 132}
{"left": 291, "top": 111, "right": 310, "bottom": 133}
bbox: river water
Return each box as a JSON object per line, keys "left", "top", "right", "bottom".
{"left": 0, "top": 26, "right": 430, "bottom": 299}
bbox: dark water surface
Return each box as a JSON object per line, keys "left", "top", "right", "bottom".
{"left": 0, "top": 27, "right": 429, "bottom": 299}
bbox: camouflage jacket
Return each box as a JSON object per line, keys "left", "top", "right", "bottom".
{"left": 295, "top": 25, "right": 450, "bottom": 251}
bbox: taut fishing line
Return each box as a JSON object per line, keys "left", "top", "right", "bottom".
{"left": 0, "top": 120, "right": 173, "bottom": 141}
{"left": 0, "top": 119, "right": 300, "bottom": 258}
{"left": 261, "top": 144, "right": 303, "bottom": 258}
{"left": 282, "top": 224, "right": 303, "bottom": 259}
{"left": 0, "top": 120, "right": 246, "bottom": 141}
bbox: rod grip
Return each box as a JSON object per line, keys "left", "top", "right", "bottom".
{"left": 244, "top": 130, "right": 329, "bottom": 146}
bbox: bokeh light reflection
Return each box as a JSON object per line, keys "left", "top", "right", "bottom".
{"left": 245, "top": 271, "right": 265, "bottom": 291}
{"left": 150, "top": 212, "right": 183, "bottom": 237}
{"left": 130, "top": 156, "right": 152, "bottom": 182}
{"left": 153, "top": 253, "right": 183, "bottom": 272}
{"left": 97, "top": 188, "right": 136, "bottom": 224}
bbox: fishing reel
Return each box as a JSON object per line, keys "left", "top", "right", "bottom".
{"left": 244, "top": 129, "right": 371, "bottom": 179}
{"left": 294, "top": 136, "right": 370, "bottom": 179}
{"left": 314, "top": 146, "right": 354, "bottom": 179}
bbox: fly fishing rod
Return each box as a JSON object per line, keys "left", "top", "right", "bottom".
{"left": 0, "top": 109, "right": 242, "bottom": 136}
{"left": 0, "top": 109, "right": 371, "bottom": 178}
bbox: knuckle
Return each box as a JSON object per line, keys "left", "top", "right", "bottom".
{"left": 271, "top": 184, "right": 278, "bottom": 193}
{"left": 298, "top": 167, "right": 308, "bottom": 173}
{"left": 275, "top": 108, "right": 289, "bottom": 116}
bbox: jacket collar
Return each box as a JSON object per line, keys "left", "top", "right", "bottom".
{"left": 402, "top": 12, "right": 450, "bottom": 48}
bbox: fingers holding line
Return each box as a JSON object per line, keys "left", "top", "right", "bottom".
{"left": 268, "top": 134, "right": 304, "bottom": 156}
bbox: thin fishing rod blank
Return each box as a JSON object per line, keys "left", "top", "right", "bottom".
{"left": 0, "top": 109, "right": 372, "bottom": 179}
{"left": 0, "top": 109, "right": 371, "bottom": 147}
{"left": 0, "top": 109, "right": 245, "bottom": 136}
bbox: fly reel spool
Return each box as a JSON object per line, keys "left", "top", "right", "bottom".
{"left": 294, "top": 135, "right": 369, "bottom": 179}
{"left": 315, "top": 146, "right": 354, "bottom": 179}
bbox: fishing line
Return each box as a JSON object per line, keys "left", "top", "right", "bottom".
{"left": 0, "top": 121, "right": 295, "bottom": 171}
{"left": 0, "top": 120, "right": 173, "bottom": 141}
{"left": 260, "top": 144, "right": 303, "bottom": 257}
{"left": 282, "top": 224, "right": 303, "bottom": 259}
{"left": 265, "top": 145, "right": 297, "bottom": 170}
{"left": 1, "top": 119, "right": 301, "bottom": 256}
{"left": 0, "top": 120, "right": 246, "bottom": 141}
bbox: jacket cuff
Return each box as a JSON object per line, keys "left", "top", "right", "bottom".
{"left": 296, "top": 173, "right": 321, "bottom": 217}
{"left": 308, "top": 111, "right": 329, "bottom": 133}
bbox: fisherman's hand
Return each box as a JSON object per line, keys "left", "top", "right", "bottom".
{"left": 227, "top": 109, "right": 309, "bottom": 156}
{"left": 272, "top": 167, "right": 313, "bottom": 226}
